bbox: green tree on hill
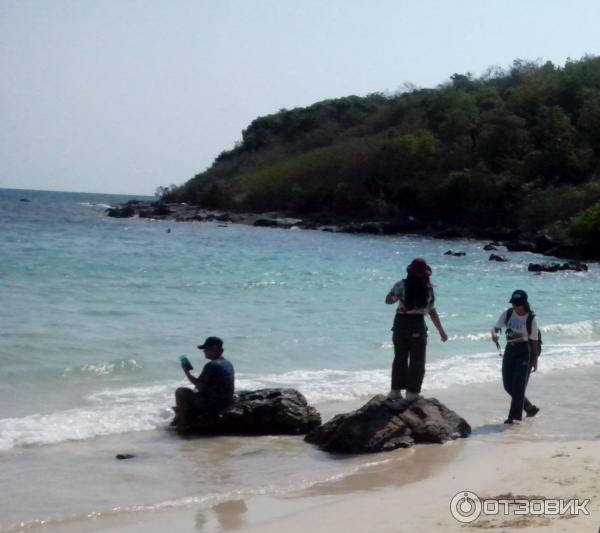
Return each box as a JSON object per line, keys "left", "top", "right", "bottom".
{"left": 162, "top": 54, "right": 600, "bottom": 249}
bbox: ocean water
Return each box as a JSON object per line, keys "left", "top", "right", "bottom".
{"left": 1, "top": 188, "right": 600, "bottom": 530}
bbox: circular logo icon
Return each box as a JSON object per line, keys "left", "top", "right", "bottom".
{"left": 450, "top": 491, "right": 482, "bottom": 523}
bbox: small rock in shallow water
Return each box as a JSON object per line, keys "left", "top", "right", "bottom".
{"left": 115, "top": 453, "right": 135, "bottom": 460}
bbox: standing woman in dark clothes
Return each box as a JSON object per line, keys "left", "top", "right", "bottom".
{"left": 385, "top": 258, "right": 448, "bottom": 401}
{"left": 491, "top": 290, "right": 540, "bottom": 424}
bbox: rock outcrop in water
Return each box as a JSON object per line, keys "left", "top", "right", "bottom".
{"left": 528, "top": 261, "right": 588, "bottom": 273}
{"left": 171, "top": 388, "right": 321, "bottom": 436}
{"left": 305, "top": 396, "right": 470, "bottom": 454}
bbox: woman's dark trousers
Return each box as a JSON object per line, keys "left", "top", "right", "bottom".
{"left": 391, "top": 314, "right": 427, "bottom": 394}
{"left": 502, "top": 342, "right": 533, "bottom": 421}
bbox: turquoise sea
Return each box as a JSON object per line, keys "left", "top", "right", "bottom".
{"left": 1, "top": 188, "right": 600, "bottom": 530}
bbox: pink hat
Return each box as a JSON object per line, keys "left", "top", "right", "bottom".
{"left": 407, "top": 258, "right": 432, "bottom": 278}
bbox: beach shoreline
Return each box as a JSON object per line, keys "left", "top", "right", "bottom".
{"left": 5, "top": 362, "right": 600, "bottom": 532}
{"left": 24, "top": 437, "right": 599, "bottom": 533}
{"left": 243, "top": 439, "right": 600, "bottom": 533}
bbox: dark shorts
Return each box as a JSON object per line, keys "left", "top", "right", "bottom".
{"left": 175, "top": 387, "right": 228, "bottom": 418}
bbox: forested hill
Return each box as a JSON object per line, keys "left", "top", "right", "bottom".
{"left": 162, "top": 55, "right": 600, "bottom": 245}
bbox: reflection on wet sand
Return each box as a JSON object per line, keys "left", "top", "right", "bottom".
{"left": 194, "top": 499, "right": 248, "bottom": 531}
{"left": 290, "top": 440, "right": 466, "bottom": 497}
{"left": 213, "top": 500, "right": 248, "bottom": 530}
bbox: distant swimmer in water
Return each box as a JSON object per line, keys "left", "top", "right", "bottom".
{"left": 491, "top": 290, "right": 541, "bottom": 424}
{"left": 385, "top": 258, "right": 448, "bottom": 403}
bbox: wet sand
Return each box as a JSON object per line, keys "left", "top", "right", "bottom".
{"left": 22, "top": 437, "right": 599, "bottom": 532}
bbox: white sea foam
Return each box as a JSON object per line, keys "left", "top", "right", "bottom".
{"left": 77, "top": 202, "right": 112, "bottom": 209}
{"left": 1, "top": 341, "right": 600, "bottom": 451}
{"left": 239, "top": 342, "right": 600, "bottom": 402}
{"left": 448, "top": 319, "right": 600, "bottom": 342}
{"left": 63, "top": 359, "right": 143, "bottom": 376}
{"left": 448, "top": 332, "right": 490, "bottom": 342}
{"left": 0, "top": 386, "right": 174, "bottom": 451}
{"left": 541, "top": 319, "right": 600, "bottom": 336}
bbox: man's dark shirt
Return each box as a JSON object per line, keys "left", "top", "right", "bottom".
{"left": 197, "top": 357, "right": 234, "bottom": 413}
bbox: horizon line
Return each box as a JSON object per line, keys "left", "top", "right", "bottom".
{"left": 0, "top": 186, "right": 154, "bottom": 197}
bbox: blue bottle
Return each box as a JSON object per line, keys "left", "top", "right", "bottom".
{"left": 179, "top": 355, "right": 193, "bottom": 371}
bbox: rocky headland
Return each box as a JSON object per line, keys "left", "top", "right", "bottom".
{"left": 106, "top": 200, "right": 597, "bottom": 262}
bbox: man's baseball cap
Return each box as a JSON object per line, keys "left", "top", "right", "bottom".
{"left": 509, "top": 290, "right": 528, "bottom": 305}
{"left": 197, "top": 336, "right": 223, "bottom": 350}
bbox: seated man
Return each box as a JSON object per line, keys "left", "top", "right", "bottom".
{"left": 173, "top": 336, "right": 235, "bottom": 429}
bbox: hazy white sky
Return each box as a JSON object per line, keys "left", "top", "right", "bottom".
{"left": 1, "top": 1, "right": 599, "bottom": 194}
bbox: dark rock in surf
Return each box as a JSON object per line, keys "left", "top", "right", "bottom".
{"left": 528, "top": 262, "right": 561, "bottom": 273}
{"left": 151, "top": 204, "right": 174, "bottom": 217}
{"left": 532, "top": 233, "right": 556, "bottom": 253}
{"left": 528, "top": 261, "right": 589, "bottom": 273}
{"left": 106, "top": 204, "right": 135, "bottom": 218}
{"left": 171, "top": 388, "right": 321, "bottom": 437}
{"left": 444, "top": 250, "right": 466, "bottom": 256}
{"left": 505, "top": 240, "right": 537, "bottom": 253}
{"left": 561, "top": 261, "right": 589, "bottom": 272}
{"left": 305, "top": 396, "right": 470, "bottom": 454}
{"left": 254, "top": 216, "right": 302, "bottom": 229}
{"left": 489, "top": 254, "right": 509, "bottom": 262}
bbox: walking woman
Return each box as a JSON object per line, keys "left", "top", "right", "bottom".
{"left": 491, "top": 290, "right": 540, "bottom": 424}
{"left": 385, "top": 258, "right": 448, "bottom": 401}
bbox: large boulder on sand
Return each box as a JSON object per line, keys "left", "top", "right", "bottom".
{"left": 305, "top": 396, "right": 470, "bottom": 453}
{"left": 171, "top": 388, "right": 321, "bottom": 436}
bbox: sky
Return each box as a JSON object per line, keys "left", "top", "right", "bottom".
{"left": 1, "top": 1, "right": 600, "bottom": 195}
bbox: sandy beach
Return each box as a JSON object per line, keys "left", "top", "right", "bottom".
{"left": 28, "top": 435, "right": 599, "bottom": 533}
{"left": 245, "top": 440, "right": 600, "bottom": 533}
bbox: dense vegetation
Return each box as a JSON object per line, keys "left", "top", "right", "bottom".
{"left": 162, "top": 55, "right": 600, "bottom": 242}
